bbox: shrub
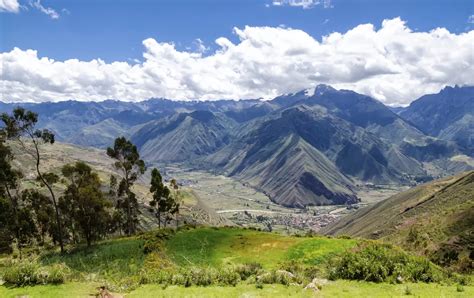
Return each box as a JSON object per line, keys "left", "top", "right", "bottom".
{"left": 43, "top": 263, "right": 70, "bottom": 284}
{"left": 142, "top": 229, "right": 174, "bottom": 254}
{"left": 257, "top": 270, "right": 297, "bottom": 285}
{"left": 2, "top": 260, "right": 41, "bottom": 286}
{"left": 1, "top": 260, "right": 70, "bottom": 286}
{"left": 218, "top": 267, "right": 241, "bottom": 286}
{"left": 457, "top": 284, "right": 464, "bottom": 292}
{"left": 234, "top": 262, "right": 262, "bottom": 280}
{"left": 328, "top": 243, "right": 444, "bottom": 283}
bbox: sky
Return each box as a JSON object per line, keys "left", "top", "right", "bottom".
{"left": 0, "top": 0, "right": 473, "bottom": 106}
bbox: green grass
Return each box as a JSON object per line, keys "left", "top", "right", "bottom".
{"left": 128, "top": 284, "right": 314, "bottom": 297}
{"left": 1, "top": 281, "right": 472, "bottom": 297}
{"left": 0, "top": 282, "right": 99, "bottom": 298}
{"left": 40, "top": 237, "right": 145, "bottom": 281}
{"left": 2, "top": 227, "right": 471, "bottom": 296}
{"left": 322, "top": 280, "right": 474, "bottom": 298}
{"left": 165, "top": 227, "right": 358, "bottom": 269}
{"left": 287, "top": 237, "right": 358, "bottom": 265}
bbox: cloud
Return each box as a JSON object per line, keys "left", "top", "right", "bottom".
{"left": 271, "top": 0, "right": 332, "bottom": 9}
{"left": 30, "top": 0, "right": 59, "bottom": 19}
{"left": 193, "top": 38, "right": 210, "bottom": 54}
{"left": 0, "top": 0, "right": 20, "bottom": 13}
{"left": 468, "top": 15, "right": 474, "bottom": 24}
{"left": 0, "top": 0, "right": 62, "bottom": 18}
{"left": 1, "top": 18, "right": 473, "bottom": 106}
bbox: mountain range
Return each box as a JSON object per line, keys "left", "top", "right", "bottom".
{"left": 1, "top": 85, "right": 472, "bottom": 208}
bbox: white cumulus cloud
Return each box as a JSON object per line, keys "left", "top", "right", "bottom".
{"left": 0, "top": 0, "right": 20, "bottom": 12}
{"left": 1, "top": 18, "right": 473, "bottom": 106}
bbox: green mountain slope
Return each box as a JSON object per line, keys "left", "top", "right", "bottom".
{"left": 323, "top": 171, "right": 474, "bottom": 269}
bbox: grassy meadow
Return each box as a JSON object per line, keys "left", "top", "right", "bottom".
{"left": 1, "top": 227, "right": 472, "bottom": 297}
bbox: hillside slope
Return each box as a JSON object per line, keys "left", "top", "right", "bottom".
{"left": 400, "top": 86, "right": 474, "bottom": 154}
{"left": 206, "top": 105, "right": 427, "bottom": 207}
{"left": 132, "top": 111, "right": 236, "bottom": 163}
{"left": 7, "top": 141, "right": 228, "bottom": 230}
{"left": 323, "top": 171, "right": 474, "bottom": 268}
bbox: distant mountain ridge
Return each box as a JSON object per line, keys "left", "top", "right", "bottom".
{"left": 1, "top": 85, "right": 473, "bottom": 208}
{"left": 400, "top": 86, "right": 474, "bottom": 154}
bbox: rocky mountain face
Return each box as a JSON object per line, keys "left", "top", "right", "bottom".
{"left": 400, "top": 86, "right": 474, "bottom": 154}
{"left": 132, "top": 110, "right": 236, "bottom": 163}
{"left": 1, "top": 86, "right": 472, "bottom": 208}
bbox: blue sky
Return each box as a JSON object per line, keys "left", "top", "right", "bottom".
{"left": 2, "top": 0, "right": 473, "bottom": 62}
{"left": 1, "top": 0, "right": 473, "bottom": 105}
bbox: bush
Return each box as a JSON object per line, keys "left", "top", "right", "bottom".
{"left": 1, "top": 259, "right": 69, "bottom": 286}
{"left": 234, "top": 262, "right": 262, "bottom": 280}
{"left": 142, "top": 229, "right": 174, "bottom": 254}
{"left": 328, "top": 243, "right": 444, "bottom": 283}
{"left": 43, "top": 263, "right": 70, "bottom": 284}
{"left": 217, "top": 267, "right": 241, "bottom": 286}
{"left": 2, "top": 260, "right": 41, "bottom": 286}
{"left": 141, "top": 266, "right": 243, "bottom": 287}
{"left": 257, "top": 270, "right": 297, "bottom": 285}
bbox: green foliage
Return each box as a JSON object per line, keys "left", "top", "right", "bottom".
{"left": 41, "top": 238, "right": 146, "bottom": 281}
{"left": 60, "top": 162, "right": 114, "bottom": 246}
{"left": 1, "top": 107, "right": 64, "bottom": 253}
{"left": 141, "top": 229, "right": 175, "bottom": 254}
{"left": 286, "top": 237, "right": 357, "bottom": 265}
{"left": 1, "top": 259, "right": 70, "bottom": 286}
{"left": 150, "top": 168, "right": 178, "bottom": 228}
{"left": 107, "top": 137, "right": 146, "bottom": 235}
{"left": 234, "top": 262, "right": 263, "bottom": 280}
{"left": 328, "top": 243, "right": 445, "bottom": 283}
{"left": 140, "top": 266, "right": 243, "bottom": 287}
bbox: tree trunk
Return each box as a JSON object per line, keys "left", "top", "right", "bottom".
{"left": 158, "top": 210, "right": 161, "bottom": 229}
{"left": 32, "top": 139, "right": 64, "bottom": 253}
{"left": 5, "top": 186, "right": 21, "bottom": 259}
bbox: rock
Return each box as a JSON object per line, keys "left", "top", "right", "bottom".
{"left": 304, "top": 282, "right": 320, "bottom": 292}
{"left": 276, "top": 270, "right": 295, "bottom": 278}
{"left": 396, "top": 275, "right": 404, "bottom": 284}
{"left": 311, "top": 277, "right": 328, "bottom": 286}
{"left": 305, "top": 278, "right": 328, "bottom": 292}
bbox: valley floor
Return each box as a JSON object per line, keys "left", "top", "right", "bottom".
{"left": 164, "top": 166, "right": 408, "bottom": 232}
{"left": 1, "top": 281, "right": 472, "bottom": 297}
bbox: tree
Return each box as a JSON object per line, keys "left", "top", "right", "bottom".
{"left": 0, "top": 131, "right": 37, "bottom": 258}
{"left": 1, "top": 108, "right": 65, "bottom": 253}
{"left": 106, "top": 137, "right": 146, "bottom": 235}
{"left": 150, "top": 168, "right": 179, "bottom": 228}
{"left": 60, "top": 162, "right": 113, "bottom": 247}
{"left": 22, "top": 189, "right": 55, "bottom": 246}
{"left": 169, "top": 179, "right": 182, "bottom": 229}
